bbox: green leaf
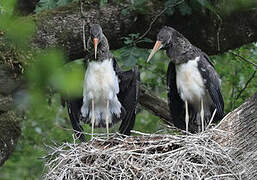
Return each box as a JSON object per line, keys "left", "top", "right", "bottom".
{"left": 0, "top": 1, "right": 35, "bottom": 49}
{"left": 178, "top": 2, "right": 192, "bottom": 16}
{"left": 35, "top": 0, "right": 58, "bottom": 12}
{"left": 164, "top": 0, "right": 175, "bottom": 16}
{"left": 57, "top": 0, "right": 73, "bottom": 7}
{"left": 1, "top": 18, "right": 35, "bottom": 48}
{"left": 120, "top": 47, "right": 138, "bottom": 67}
{"left": 0, "top": 0, "right": 16, "bottom": 15}
{"left": 100, "top": 0, "right": 108, "bottom": 7}
{"left": 26, "top": 49, "right": 65, "bottom": 91}
{"left": 195, "top": 0, "right": 218, "bottom": 15}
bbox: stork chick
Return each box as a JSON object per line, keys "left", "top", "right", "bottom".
{"left": 147, "top": 26, "right": 224, "bottom": 133}
{"left": 81, "top": 24, "right": 120, "bottom": 138}
{"left": 66, "top": 24, "right": 139, "bottom": 140}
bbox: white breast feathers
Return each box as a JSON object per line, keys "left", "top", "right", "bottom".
{"left": 176, "top": 56, "right": 205, "bottom": 104}
{"left": 81, "top": 58, "right": 121, "bottom": 126}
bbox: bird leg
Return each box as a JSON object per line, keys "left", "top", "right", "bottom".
{"left": 185, "top": 100, "right": 189, "bottom": 132}
{"left": 91, "top": 99, "right": 95, "bottom": 139}
{"left": 106, "top": 99, "right": 109, "bottom": 138}
{"left": 200, "top": 99, "right": 204, "bottom": 132}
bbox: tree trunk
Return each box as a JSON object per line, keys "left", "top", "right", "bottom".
{"left": 214, "top": 92, "right": 257, "bottom": 179}
{"left": 30, "top": 1, "right": 257, "bottom": 60}
{"left": 0, "top": 65, "right": 22, "bottom": 166}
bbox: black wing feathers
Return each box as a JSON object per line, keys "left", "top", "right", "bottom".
{"left": 115, "top": 60, "right": 140, "bottom": 135}
{"left": 167, "top": 62, "right": 186, "bottom": 129}
{"left": 198, "top": 54, "right": 224, "bottom": 122}
{"left": 66, "top": 98, "right": 85, "bottom": 141}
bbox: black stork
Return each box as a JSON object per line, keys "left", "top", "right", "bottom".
{"left": 146, "top": 26, "right": 224, "bottom": 133}
{"left": 66, "top": 24, "right": 140, "bottom": 141}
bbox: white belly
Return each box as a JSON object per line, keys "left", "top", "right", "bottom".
{"left": 176, "top": 57, "right": 205, "bottom": 107}
{"left": 81, "top": 59, "right": 121, "bottom": 126}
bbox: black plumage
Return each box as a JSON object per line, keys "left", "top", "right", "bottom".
{"left": 66, "top": 24, "right": 139, "bottom": 141}
{"left": 147, "top": 26, "right": 224, "bottom": 133}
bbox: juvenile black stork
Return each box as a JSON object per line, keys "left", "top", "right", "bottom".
{"left": 147, "top": 26, "right": 224, "bottom": 133}
{"left": 67, "top": 24, "right": 140, "bottom": 140}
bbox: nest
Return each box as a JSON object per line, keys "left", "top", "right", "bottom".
{"left": 43, "top": 130, "right": 246, "bottom": 180}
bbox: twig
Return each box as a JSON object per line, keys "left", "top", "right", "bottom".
{"left": 231, "top": 52, "right": 257, "bottom": 69}
{"left": 216, "top": 17, "right": 222, "bottom": 52}
{"left": 230, "top": 65, "right": 238, "bottom": 110}
{"left": 135, "top": 0, "right": 185, "bottom": 43}
{"left": 80, "top": 0, "right": 87, "bottom": 52}
{"left": 235, "top": 71, "right": 256, "bottom": 100}
{"left": 206, "top": 109, "right": 217, "bottom": 130}
{"left": 82, "top": 20, "right": 87, "bottom": 51}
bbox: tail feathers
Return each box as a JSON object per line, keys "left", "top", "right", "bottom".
{"left": 81, "top": 101, "right": 122, "bottom": 128}
{"left": 119, "top": 108, "right": 136, "bottom": 135}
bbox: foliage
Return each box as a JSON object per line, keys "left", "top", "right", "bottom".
{"left": 215, "top": 0, "right": 257, "bottom": 15}
{"left": 35, "top": 0, "right": 78, "bottom": 12}
{"left": 0, "top": 0, "right": 35, "bottom": 49}
{"left": 213, "top": 44, "right": 257, "bottom": 112}
{"left": 164, "top": 0, "right": 218, "bottom": 16}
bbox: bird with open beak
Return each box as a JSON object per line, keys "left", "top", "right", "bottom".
{"left": 147, "top": 26, "right": 224, "bottom": 133}
{"left": 65, "top": 24, "right": 140, "bottom": 141}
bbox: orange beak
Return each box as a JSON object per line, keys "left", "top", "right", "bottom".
{"left": 93, "top": 38, "right": 98, "bottom": 59}
{"left": 146, "top": 41, "right": 163, "bottom": 63}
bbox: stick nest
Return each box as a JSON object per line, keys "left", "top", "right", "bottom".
{"left": 44, "top": 130, "right": 245, "bottom": 180}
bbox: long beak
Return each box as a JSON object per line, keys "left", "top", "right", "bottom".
{"left": 146, "top": 41, "right": 163, "bottom": 63}
{"left": 93, "top": 38, "right": 98, "bottom": 59}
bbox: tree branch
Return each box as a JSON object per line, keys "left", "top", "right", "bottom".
{"left": 138, "top": 86, "right": 172, "bottom": 125}
{"left": 231, "top": 52, "right": 257, "bottom": 69}
{"left": 29, "top": 1, "right": 257, "bottom": 61}
{"left": 215, "top": 92, "right": 257, "bottom": 179}
{"left": 235, "top": 71, "right": 256, "bottom": 100}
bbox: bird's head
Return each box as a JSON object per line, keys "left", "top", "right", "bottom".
{"left": 147, "top": 26, "right": 175, "bottom": 63}
{"left": 90, "top": 24, "right": 103, "bottom": 59}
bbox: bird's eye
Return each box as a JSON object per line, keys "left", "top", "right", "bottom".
{"left": 160, "top": 34, "right": 167, "bottom": 42}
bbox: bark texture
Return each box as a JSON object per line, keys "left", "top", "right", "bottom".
{"left": 215, "top": 93, "right": 257, "bottom": 179}
{"left": 139, "top": 86, "right": 172, "bottom": 124}
{"left": 30, "top": 1, "right": 257, "bottom": 60}
{"left": 0, "top": 65, "right": 22, "bottom": 166}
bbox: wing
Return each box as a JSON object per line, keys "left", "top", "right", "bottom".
{"left": 167, "top": 62, "right": 186, "bottom": 129}
{"left": 198, "top": 54, "right": 224, "bottom": 122}
{"left": 66, "top": 98, "right": 85, "bottom": 141}
{"left": 113, "top": 59, "right": 140, "bottom": 135}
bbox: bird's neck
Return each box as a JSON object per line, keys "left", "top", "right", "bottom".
{"left": 167, "top": 37, "right": 195, "bottom": 65}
